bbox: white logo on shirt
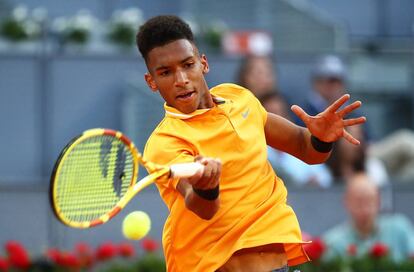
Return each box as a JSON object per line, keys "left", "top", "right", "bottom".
{"left": 242, "top": 108, "right": 250, "bottom": 119}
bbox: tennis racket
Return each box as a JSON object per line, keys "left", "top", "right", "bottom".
{"left": 50, "top": 128, "right": 203, "bottom": 229}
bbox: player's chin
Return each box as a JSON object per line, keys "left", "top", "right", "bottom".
{"left": 175, "top": 95, "right": 198, "bottom": 113}
{"left": 177, "top": 104, "right": 198, "bottom": 114}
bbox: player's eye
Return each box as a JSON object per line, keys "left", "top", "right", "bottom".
{"left": 184, "top": 62, "right": 195, "bottom": 69}
{"left": 159, "top": 70, "right": 170, "bottom": 76}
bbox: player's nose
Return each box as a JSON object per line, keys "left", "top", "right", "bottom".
{"left": 174, "top": 69, "right": 189, "bottom": 86}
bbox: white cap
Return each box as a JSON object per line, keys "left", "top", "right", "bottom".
{"left": 312, "top": 55, "right": 347, "bottom": 80}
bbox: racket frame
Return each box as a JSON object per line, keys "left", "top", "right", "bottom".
{"left": 50, "top": 128, "right": 202, "bottom": 229}
{"left": 50, "top": 128, "right": 143, "bottom": 228}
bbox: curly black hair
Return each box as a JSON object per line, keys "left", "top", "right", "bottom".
{"left": 136, "top": 15, "right": 194, "bottom": 61}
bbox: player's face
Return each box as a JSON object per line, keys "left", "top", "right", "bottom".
{"left": 144, "top": 39, "right": 211, "bottom": 114}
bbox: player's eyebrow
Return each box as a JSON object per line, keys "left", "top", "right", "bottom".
{"left": 154, "top": 65, "right": 169, "bottom": 72}
{"left": 180, "top": 56, "right": 195, "bottom": 63}
{"left": 155, "top": 56, "right": 195, "bottom": 72}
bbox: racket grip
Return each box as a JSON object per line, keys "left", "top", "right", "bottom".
{"left": 170, "top": 162, "right": 204, "bottom": 178}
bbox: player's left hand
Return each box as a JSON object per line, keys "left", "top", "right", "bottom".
{"left": 291, "top": 94, "right": 366, "bottom": 145}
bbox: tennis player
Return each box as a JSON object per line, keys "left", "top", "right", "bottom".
{"left": 137, "top": 15, "right": 365, "bottom": 272}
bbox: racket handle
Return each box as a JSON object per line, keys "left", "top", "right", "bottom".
{"left": 170, "top": 162, "right": 204, "bottom": 178}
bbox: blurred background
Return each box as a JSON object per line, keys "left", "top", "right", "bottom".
{"left": 1, "top": 0, "right": 414, "bottom": 270}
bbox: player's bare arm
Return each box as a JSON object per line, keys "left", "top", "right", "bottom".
{"left": 265, "top": 94, "right": 366, "bottom": 164}
{"left": 177, "top": 156, "right": 221, "bottom": 220}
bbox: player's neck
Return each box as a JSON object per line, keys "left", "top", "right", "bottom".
{"left": 198, "top": 87, "right": 215, "bottom": 110}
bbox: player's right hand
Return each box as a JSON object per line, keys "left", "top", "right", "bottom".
{"left": 187, "top": 156, "right": 221, "bottom": 190}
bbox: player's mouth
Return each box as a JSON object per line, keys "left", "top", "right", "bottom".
{"left": 176, "top": 91, "right": 196, "bottom": 102}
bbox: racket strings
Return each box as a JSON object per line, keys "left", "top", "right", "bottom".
{"left": 55, "top": 135, "right": 135, "bottom": 222}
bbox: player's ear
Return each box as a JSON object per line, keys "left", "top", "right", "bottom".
{"left": 144, "top": 73, "right": 158, "bottom": 92}
{"left": 200, "top": 54, "right": 209, "bottom": 74}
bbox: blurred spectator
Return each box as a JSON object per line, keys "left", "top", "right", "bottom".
{"left": 236, "top": 55, "right": 334, "bottom": 188}
{"left": 236, "top": 54, "right": 277, "bottom": 97}
{"left": 369, "top": 129, "right": 414, "bottom": 182}
{"left": 295, "top": 53, "right": 365, "bottom": 135}
{"left": 259, "top": 92, "right": 333, "bottom": 188}
{"left": 258, "top": 91, "right": 290, "bottom": 120}
{"left": 296, "top": 54, "right": 347, "bottom": 123}
{"left": 326, "top": 124, "right": 388, "bottom": 186}
{"left": 294, "top": 54, "right": 380, "bottom": 184}
{"left": 323, "top": 173, "right": 414, "bottom": 262}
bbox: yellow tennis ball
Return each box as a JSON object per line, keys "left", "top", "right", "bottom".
{"left": 122, "top": 211, "right": 151, "bottom": 240}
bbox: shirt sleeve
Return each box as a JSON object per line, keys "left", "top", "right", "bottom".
{"left": 143, "top": 132, "right": 196, "bottom": 189}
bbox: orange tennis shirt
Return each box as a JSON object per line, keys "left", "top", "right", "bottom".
{"left": 143, "top": 83, "right": 309, "bottom": 271}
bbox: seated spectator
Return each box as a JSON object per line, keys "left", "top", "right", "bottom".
{"left": 258, "top": 91, "right": 291, "bottom": 120}
{"left": 326, "top": 124, "right": 388, "bottom": 186}
{"left": 369, "top": 129, "right": 414, "bottom": 182}
{"left": 237, "top": 55, "right": 334, "bottom": 188}
{"left": 323, "top": 173, "right": 414, "bottom": 262}
{"left": 294, "top": 54, "right": 347, "bottom": 127}
{"left": 292, "top": 54, "right": 377, "bottom": 185}
{"left": 236, "top": 54, "right": 277, "bottom": 98}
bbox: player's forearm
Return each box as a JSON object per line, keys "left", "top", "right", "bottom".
{"left": 185, "top": 189, "right": 220, "bottom": 220}
{"left": 265, "top": 113, "right": 332, "bottom": 164}
{"left": 270, "top": 125, "right": 331, "bottom": 164}
{"left": 177, "top": 180, "right": 220, "bottom": 220}
{"left": 297, "top": 127, "right": 332, "bottom": 164}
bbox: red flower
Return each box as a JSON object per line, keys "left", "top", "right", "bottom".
{"left": 5, "top": 240, "right": 30, "bottom": 269}
{"left": 347, "top": 244, "right": 357, "bottom": 256}
{"left": 78, "top": 254, "right": 94, "bottom": 269}
{"left": 0, "top": 256, "right": 9, "bottom": 272}
{"left": 303, "top": 238, "right": 326, "bottom": 261}
{"left": 46, "top": 248, "right": 61, "bottom": 263}
{"left": 118, "top": 242, "right": 135, "bottom": 258}
{"left": 57, "top": 252, "right": 80, "bottom": 268}
{"left": 370, "top": 242, "right": 389, "bottom": 258}
{"left": 96, "top": 242, "right": 117, "bottom": 261}
{"left": 47, "top": 248, "right": 81, "bottom": 268}
{"left": 74, "top": 242, "right": 94, "bottom": 268}
{"left": 75, "top": 242, "right": 92, "bottom": 256}
{"left": 141, "top": 238, "right": 159, "bottom": 253}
